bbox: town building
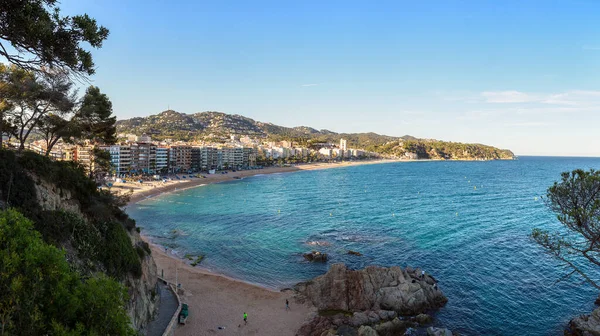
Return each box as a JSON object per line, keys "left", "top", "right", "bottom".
{"left": 340, "top": 138, "right": 347, "bottom": 150}
{"left": 169, "top": 145, "right": 193, "bottom": 172}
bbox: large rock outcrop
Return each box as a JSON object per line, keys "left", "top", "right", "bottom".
{"left": 295, "top": 263, "right": 447, "bottom": 315}
{"left": 567, "top": 307, "right": 600, "bottom": 336}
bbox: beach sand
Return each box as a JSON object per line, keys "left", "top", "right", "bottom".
{"left": 151, "top": 244, "right": 316, "bottom": 336}
{"left": 134, "top": 160, "right": 398, "bottom": 335}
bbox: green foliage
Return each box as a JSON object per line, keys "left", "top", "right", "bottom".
{"left": 0, "top": 209, "right": 135, "bottom": 335}
{"left": 73, "top": 86, "right": 117, "bottom": 145}
{"left": 101, "top": 221, "right": 142, "bottom": 278}
{"left": 0, "top": 149, "right": 141, "bottom": 279}
{"left": 36, "top": 210, "right": 101, "bottom": 265}
{"left": 399, "top": 140, "right": 514, "bottom": 160}
{"left": 0, "top": 0, "right": 109, "bottom": 76}
{"left": 531, "top": 169, "right": 600, "bottom": 289}
{"left": 0, "top": 64, "right": 77, "bottom": 150}
{"left": 135, "top": 241, "right": 151, "bottom": 260}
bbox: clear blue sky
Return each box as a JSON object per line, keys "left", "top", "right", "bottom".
{"left": 61, "top": 0, "right": 600, "bottom": 156}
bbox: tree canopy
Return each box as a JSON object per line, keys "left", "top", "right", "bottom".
{"left": 1, "top": 65, "right": 116, "bottom": 152}
{"left": 73, "top": 86, "right": 117, "bottom": 145}
{"left": 532, "top": 169, "right": 600, "bottom": 289}
{"left": 0, "top": 0, "right": 109, "bottom": 76}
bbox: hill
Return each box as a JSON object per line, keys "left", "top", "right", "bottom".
{"left": 116, "top": 110, "right": 515, "bottom": 160}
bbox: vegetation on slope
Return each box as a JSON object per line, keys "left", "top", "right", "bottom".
{"left": 0, "top": 149, "right": 151, "bottom": 334}
{"left": 0, "top": 209, "right": 134, "bottom": 335}
{"left": 0, "top": 149, "right": 143, "bottom": 278}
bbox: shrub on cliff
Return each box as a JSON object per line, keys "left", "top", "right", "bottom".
{"left": 0, "top": 209, "right": 135, "bottom": 335}
{"left": 0, "top": 149, "right": 141, "bottom": 279}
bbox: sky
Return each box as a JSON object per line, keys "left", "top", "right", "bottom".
{"left": 55, "top": 0, "right": 600, "bottom": 156}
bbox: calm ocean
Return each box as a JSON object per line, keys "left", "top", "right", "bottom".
{"left": 128, "top": 157, "right": 600, "bottom": 335}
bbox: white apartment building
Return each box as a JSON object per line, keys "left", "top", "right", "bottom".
{"left": 340, "top": 138, "right": 347, "bottom": 150}
{"left": 351, "top": 149, "right": 364, "bottom": 157}
{"left": 319, "top": 148, "right": 332, "bottom": 157}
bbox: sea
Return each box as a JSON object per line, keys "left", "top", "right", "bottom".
{"left": 127, "top": 156, "right": 600, "bottom": 335}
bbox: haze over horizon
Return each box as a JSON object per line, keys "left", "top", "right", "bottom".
{"left": 59, "top": 0, "right": 600, "bottom": 157}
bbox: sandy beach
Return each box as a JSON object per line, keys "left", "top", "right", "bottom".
{"left": 126, "top": 159, "right": 398, "bottom": 205}
{"left": 151, "top": 244, "right": 315, "bottom": 336}
{"left": 134, "top": 159, "right": 397, "bottom": 335}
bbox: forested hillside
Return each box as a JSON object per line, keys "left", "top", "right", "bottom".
{"left": 117, "top": 110, "right": 515, "bottom": 160}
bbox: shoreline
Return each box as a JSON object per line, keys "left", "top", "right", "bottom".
{"left": 143, "top": 235, "right": 286, "bottom": 292}
{"left": 126, "top": 159, "right": 399, "bottom": 205}
{"left": 148, "top": 241, "right": 315, "bottom": 336}
{"left": 129, "top": 157, "right": 496, "bottom": 289}
{"left": 132, "top": 160, "right": 399, "bottom": 294}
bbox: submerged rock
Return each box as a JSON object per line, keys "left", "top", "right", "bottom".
{"left": 348, "top": 250, "right": 363, "bottom": 256}
{"left": 295, "top": 263, "right": 447, "bottom": 315}
{"left": 303, "top": 250, "right": 328, "bottom": 262}
{"left": 426, "top": 327, "right": 453, "bottom": 336}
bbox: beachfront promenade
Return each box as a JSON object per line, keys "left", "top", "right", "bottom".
{"left": 146, "top": 281, "right": 179, "bottom": 336}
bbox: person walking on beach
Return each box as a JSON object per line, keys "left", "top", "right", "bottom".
{"left": 243, "top": 312, "right": 247, "bottom": 325}
{"left": 286, "top": 299, "right": 290, "bottom": 311}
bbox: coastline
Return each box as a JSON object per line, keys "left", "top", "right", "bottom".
{"left": 148, "top": 241, "right": 315, "bottom": 336}
{"left": 133, "top": 157, "right": 516, "bottom": 335}
{"left": 126, "top": 159, "right": 399, "bottom": 205}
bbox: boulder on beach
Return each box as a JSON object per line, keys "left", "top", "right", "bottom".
{"left": 295, "top": 263, "right": 447, "bottom": 315}
{"left": 303, "top": 251, "right": 328, "bottom": 262}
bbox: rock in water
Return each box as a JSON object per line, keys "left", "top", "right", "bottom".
{"left": 415, "top": 313, "right": 433, "bottom": 325}
{"left": 348, "top": 250, "right": 363, "bottom": 256}
{"left": 567, "top": 307, "right": 600, "bottom": 335}
{"left": 303, "top": 250, "right": 328, "bottom": 262}
{"left": 295, "top": 263, "right": 447, "bottom": 315}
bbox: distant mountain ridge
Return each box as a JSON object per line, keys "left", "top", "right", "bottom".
{"left": 116, "top": 110, "right": 514, "bottom": 160}
{"left": 116, "top": 110, "right": 417, "bottom": 141}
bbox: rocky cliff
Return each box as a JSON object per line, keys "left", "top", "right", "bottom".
{"left": 294, "top": 263, "right": 450, "bottom": 336}
{"left": 33, "top": 176, "right": 159, "bottom": 330}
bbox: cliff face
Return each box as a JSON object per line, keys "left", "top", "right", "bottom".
{"left": 127, "top": 232, "right": 158, "bottom": 330}
{"left": 33, "top": 176, "right": 158, "bottom": 330}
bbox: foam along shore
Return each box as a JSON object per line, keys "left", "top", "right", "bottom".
{"left": 149, "top": 243, "right": 315, "bottom": 336}
{"left": 125, "top": 159, "right": 399, "bottom": 205}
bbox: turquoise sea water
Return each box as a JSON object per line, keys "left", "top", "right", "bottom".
{"left": 128, "top": 157, "right": 600, "bottom": 335}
